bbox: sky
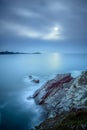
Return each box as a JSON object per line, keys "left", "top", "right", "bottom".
{"left": 0, "top": 0, "right": 87, "bottom": 53}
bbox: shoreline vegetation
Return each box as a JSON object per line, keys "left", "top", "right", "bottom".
{"left": 0, "top": 51, "right": 41, "bottom": 55}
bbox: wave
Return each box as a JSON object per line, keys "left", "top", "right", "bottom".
{"left": 71, "top": 70, "right": 82, "bottom": 77}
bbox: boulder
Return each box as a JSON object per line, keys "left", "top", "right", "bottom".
{"left": 29, "top": 75, "right": 33, "bottom": 79}
{"left": 32, "top": 79, "right": 40, "bottom": 84}
{"left": 28, "top": 75, "right": 40, "bottom": 84}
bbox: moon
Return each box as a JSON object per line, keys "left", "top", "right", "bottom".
{"left": 53, "top": 27, "right": 59, "bottom": 31}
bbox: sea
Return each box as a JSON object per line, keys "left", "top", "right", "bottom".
{"left": 0, "top": 53, "right": 87, "bottom": 130}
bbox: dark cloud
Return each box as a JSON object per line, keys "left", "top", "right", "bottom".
{"left": 0, "top": 0, "right": 87, "bottom": 52}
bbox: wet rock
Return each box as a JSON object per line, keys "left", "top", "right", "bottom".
{"left": 78, "top": 71, "right": 87, "bottom": 85}
{"left": 33, "top": 71, "right": 87, "bottom": 116}
{"left": 27, "top": 96, "right": 33, "bottom": 100}
{"left": 29, "top": 75, "right": 33, "bottom": 79}
{"left": 32, "top": 71, "right": 87, "bottom": 130}
{"left": 28, "top": 75, "right": 40, "bottom": 84}
{"left": 33, "top": 89, "right": 40, "bottom": 98}
{"left": 33, "top": 73, "right": 74, "bottom": 112}
{"left": 32, "top": 79, "right": 40, "bottom": 84}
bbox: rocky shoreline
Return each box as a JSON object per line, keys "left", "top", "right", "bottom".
{"left": 30, "top": 71, "right": 87, "bottom": 130}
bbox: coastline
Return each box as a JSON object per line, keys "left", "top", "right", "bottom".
{"left": 0, "top": 51, "right": 41, "bottom": 55}
{"left": 31, "top": 71, "right": 87, "bottom": 130}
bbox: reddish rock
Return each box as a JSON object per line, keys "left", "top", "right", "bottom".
{"left": 33, "top": 73, "right": 73, "bottom": 105}
{"left": 32, "top": 71, "right": 87, "bottom": 117}
{"left": 33, "top": 89, "right": 40, "bottom": 98}
{"left": 32, "top": 79, "right": 40, "bottom": 84}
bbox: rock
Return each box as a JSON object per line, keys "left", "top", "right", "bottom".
{"left": 33, "top": 89, "right": 40, "bottom": 98}
{"left": 31, "top": 71, "right": 87, "bottom": 130}
{"left": 33, "top": 71, "right": 87, "bottom": 116}
{"left": 32, "top": 79, "right": 40, "bottom": 84}
{"left": 78, "top": 71, "right": 87, "bottom": 85}
{"left": 33, "top": 73, "right": 74, "bottom": 111}
{"left": 29, "top": 75, "right": 33, "bottom": 79}
{"left": 28, "top": 75, "right": 40, "bottom": 84}
{"left": 27, "top": 96, "right": 33, "bottom": 100}
{"left": 35, "top": 109, "right": 87, "bottom": 130}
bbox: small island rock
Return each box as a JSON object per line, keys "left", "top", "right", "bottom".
{"left": 32, "top": 79, "right": 40, "bottom": 84}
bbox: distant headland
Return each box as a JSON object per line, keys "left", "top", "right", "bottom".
{"left": 0, "top": 51, "right": 41, "bottom": 55}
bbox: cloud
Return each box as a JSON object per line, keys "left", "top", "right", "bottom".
{"left": 0, "top": 21, "right": 63, "bottom": 40}
{"left": 0, "top": 0, "right": 87, "bottom": 53}
{"left": 13, "top": 8, "right": 40, "bottom": 18}
{"left": 0, "top": 0, "right": 87, "bottom": 41}
{"left": 43, "top": 31, "right": 60, "bottom": 40}
{"left": 1, "top": 21, "right": 41, "bottom": 38}
{"left": 42, "top": 26, "right": 63, "bottom": 40}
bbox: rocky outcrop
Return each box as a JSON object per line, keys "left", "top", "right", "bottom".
{"left": 31, "top": 71, "right": 87, "bottom": 130}
{"left": 35, "top": 109, "right": 87, "bottom": 130}
{"left": 28, "top": 75, "right": 40, "bottom": 84}
{"left": 29, "top": 75, "right": 33, "bottom": 79}
{"left": 32, "top": 79, "right": 40, "bottom": 84}
{"left": 33, "top": 71, "right": 87, "bottom": 117}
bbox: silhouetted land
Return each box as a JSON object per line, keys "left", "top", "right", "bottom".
{"left": 0, "top": 51, "right": 41, "bottom": 55}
